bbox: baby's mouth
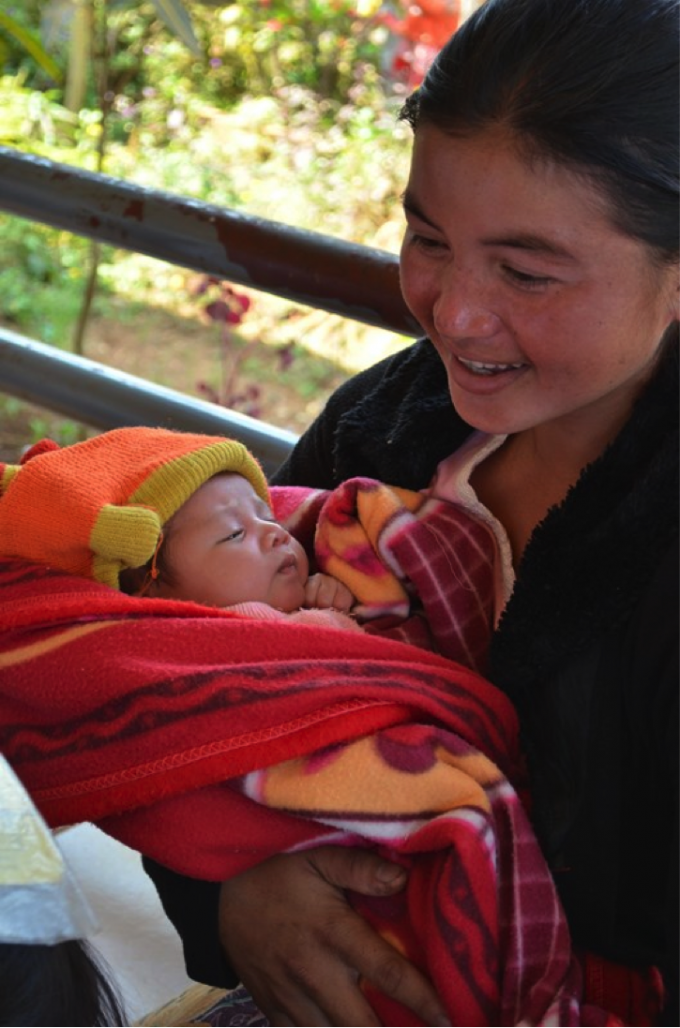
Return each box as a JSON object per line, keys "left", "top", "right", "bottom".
{"left": 277, "top": 555, "right": 297, "bottom": 573}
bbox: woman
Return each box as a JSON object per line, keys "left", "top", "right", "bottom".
{"left": 144, "top": 0, "right": 679, "bottom": 1023}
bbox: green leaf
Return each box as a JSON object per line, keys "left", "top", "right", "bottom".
{"left": 0, "top": 9, "right": 63, "bottom": 82}
{"left": 150, "top": 0, "right": 202, "bottom": 56}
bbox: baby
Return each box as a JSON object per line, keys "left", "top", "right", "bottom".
{"left": 120, "top": 468, "right": 357, "bottom": 627}
{"left": 0, "top": 426, "right": 497, "bottom": 662}
{"left": 0, "top": 428, "right": 355, "bottom": 628}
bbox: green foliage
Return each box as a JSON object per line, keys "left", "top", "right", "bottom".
{"left": 186, "top": 0, "right": 388, "bottom": 104}
{"left": 0, "top": 213, "right": 111, "bottom": 344}
{"left": 0, "top": 395, "right": 83, "bottom": 453}
{"left": 0, "top": 0, "right": 413, "bottom": 397}
{"left": 3, "top": 2, "right": 392, "bottom": 123}
{"left": 26, "top": 412, "right": 84, "bottom": 447}
{"left": 0, "top": 7, "right": 62, "bottom": 82}
{"left": 0, "top": 75, "right": 79, "bottom": 149}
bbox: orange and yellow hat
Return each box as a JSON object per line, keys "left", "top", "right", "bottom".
{"left": 0, "top": 427, "right": 269, "bottom": 589}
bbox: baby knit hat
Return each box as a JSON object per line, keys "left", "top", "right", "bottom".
{"left": 0, "top": 427, "right": 270, "bottom": 589}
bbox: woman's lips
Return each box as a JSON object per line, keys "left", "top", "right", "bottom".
{"left": 456, "top": 356, "right": 526, "bottom": 376}
{"left": 444, "top": 352, "right": 529, "bottom": 394}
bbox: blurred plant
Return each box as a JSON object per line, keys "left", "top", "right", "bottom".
{"left": 194, "top": 276, "right": 261, "bottom": 416}
{"left": 0, "top": 396, "right": 84, "bottom": 453}
{"left": 0, "top": 74, "right": 79, "bottom": 149}
{"left": 176, "top": 0, "right": 388, "bottom": 104}
{"left": 193, "top": 275, "right": 297, "bottom": 418}
{"left": 0, "top": 6, "right": 62, "bottom": 83}
{"left": 27, "top": 414, "right": 83, "bottom": 447}
{"left": 0, "top": 214, "right": 104, "bottom": 344}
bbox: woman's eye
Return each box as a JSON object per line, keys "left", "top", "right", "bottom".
{"left": 503, "top": 265, "right": 553, "bottom": 289}
{"left": 411, "top": 233, "right": 445, "bottom": 253}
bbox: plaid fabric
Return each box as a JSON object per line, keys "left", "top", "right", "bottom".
{"left": 274, "top": 479, "right": 496, "bottom": 672}
{"left": 373, "top": 492, "right": 496, "bottom": 670}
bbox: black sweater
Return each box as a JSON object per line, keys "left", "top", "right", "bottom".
{"left": 145, "top": 338, "right": 679, "bottom": 1020}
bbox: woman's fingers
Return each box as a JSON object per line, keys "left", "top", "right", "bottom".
{"left": 306, "top": 848, "right": 450, "bottom": 1027}
{"left": 305, "top": 845, "right": 408, "bottom": 895}
{"left": 218, "top": 851, "right": 376, "bottom": 1025}
{"left": 218, "top": 848, "right": 449, "bottom": 1027}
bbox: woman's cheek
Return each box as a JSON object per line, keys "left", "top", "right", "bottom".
{"left": 399, "top": 252, "right": 432, "bottom": 328}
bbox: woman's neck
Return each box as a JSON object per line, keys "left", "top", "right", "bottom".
{"left": 471, "top": 426, "right": 610, "bottom": 566}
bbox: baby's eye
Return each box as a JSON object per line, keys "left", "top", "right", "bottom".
{"left": 221, "top": 528, "right": 244, "bottom": 543}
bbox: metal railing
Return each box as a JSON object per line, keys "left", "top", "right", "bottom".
{"left": 0, "top": 327, "right": 298, "bottom": 472}
{"left": 0, "top": 146, "right": 418, "bottom": 469}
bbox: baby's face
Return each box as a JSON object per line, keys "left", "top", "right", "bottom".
{"left": 155, "top": 473, "right": 309, "bottom": 612}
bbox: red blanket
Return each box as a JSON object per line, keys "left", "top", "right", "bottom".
{"left": 0, "top": 559, "right": 619, "bottom": 1025}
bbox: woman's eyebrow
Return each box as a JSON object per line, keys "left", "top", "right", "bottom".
{"left": 402, "top": 191, "right": 574, "bottom": 261}
{"left": 401, "top": 190, "right": 438, "bottom": 227}
{"left": 481, "top": 232, "right": 576, "bottom": 261}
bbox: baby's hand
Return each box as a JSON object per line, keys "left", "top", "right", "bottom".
{"left": 304, "top": 573, "right": 355, "bottom": 613}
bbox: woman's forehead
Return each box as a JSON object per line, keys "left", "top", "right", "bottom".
{"left": 407, "top": 123, "right": 618, "bottom": 244}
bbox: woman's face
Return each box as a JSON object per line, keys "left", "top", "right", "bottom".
{"left": 399, "top": 125, "right": 678, "bottom": 451}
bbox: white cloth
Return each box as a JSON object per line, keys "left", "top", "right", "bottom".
{"left": 427, "top": 431, "right": 515, "bottom": 623}
{"left": 0, "top": 755, "right": 98, "bottom": 944}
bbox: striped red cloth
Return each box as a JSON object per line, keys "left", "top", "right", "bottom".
{"left": 0, "top": 557, "right": 623, "bottom": 1025}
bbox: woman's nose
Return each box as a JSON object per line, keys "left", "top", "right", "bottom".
{"left": 433, "top": 267, "right": 500, "bottom": 339}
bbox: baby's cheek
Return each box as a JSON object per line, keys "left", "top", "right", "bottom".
{"left": 295, "top": 543, "right": 310, "bottom": 583}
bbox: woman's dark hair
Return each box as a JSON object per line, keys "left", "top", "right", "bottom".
{"left": 400, "top": 0, "right": 679, "bottom": 263}
{"left": 0, "top": 939, "right": 125, "bottom": 1026}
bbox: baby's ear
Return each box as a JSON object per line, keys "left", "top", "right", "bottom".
{"left": 139, "top": 574, "right": 162, "bottom": 598}
{"left": 118, "top": 563, "right": 152, "bottom": 597}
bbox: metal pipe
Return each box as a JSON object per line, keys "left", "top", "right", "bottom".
{"left": 0, "top": 328, "right": 296, "bottom": 474}
{"left": 0, "top": 146, "right": 420, "bottom": 337}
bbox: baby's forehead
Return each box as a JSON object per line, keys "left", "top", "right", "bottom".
{"left": 210, "top": 472, "right": 270, "bottom": 509}
{"left": 174, "top": 472, "right": 271, "bottom": 527}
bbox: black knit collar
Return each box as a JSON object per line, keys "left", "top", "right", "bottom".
{"left": 490, "top": 344, "right": 679, "bottom": 704}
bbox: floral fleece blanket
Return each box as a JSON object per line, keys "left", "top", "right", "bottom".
{"left": 0, "top": 480, "right": 622, "bottom": 1025}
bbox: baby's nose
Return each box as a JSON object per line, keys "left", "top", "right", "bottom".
{"left": 264, "top": 521, "right": 288, "bottom": 547}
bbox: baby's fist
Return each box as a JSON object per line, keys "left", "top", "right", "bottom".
{"left": 304, "top": 573, "right": 355, "bottom": 613}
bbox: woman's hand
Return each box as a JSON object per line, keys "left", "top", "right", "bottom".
{"left": 304, "top": 573, "right": 355, "bottom": 614}
{"left": 218, "top": 847, "right": 450, "bottom": 1027}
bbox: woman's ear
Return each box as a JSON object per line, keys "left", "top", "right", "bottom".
{"left": 665, "top": 261, "right": 680, "bottom": 322}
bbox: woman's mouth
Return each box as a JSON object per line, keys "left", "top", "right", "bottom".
{"left": 457, "top": 357, "right": 526, "bottom": 376}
